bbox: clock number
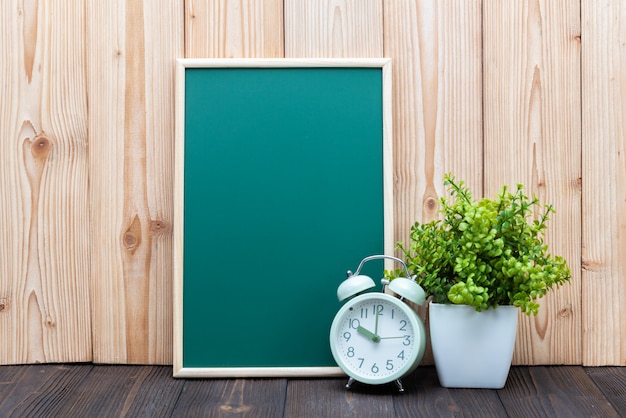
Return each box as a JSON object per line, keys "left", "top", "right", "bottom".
{"left": 349, "top": 319, "right": 360, "bottom": 329}
{"left": 403, "top": 335, "right": 411, "bottom": 346}
{"left": 347, "top": 347, "right": 355, "bottom": 357}
{"left": 386, "top": 360, "right": 394, "bottom": 370}
{"left": 371, "top": 363, "right": 379, "bottom": 374}
{"left": 360, "top": 308, "right": 368, "bottom": 319}
{"left": 357, "top": 358, "right": 364, "bottom": 368}
{"left": 343, "top": 331, "right": 351, "bottom": 342}
{"left": 391, "top": 309, "right": 395, "bottom": 319}
{"left": 373, "top": 304, "right": 383, "bottom": 315}
{"left": 397, "top": 350, "right": 405, "bottom": 360}
{"left": 399, "top": 320, "right": 407, "bottom": 331}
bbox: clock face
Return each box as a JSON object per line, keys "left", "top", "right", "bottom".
{"left": 330, "top": 292, "right": 425, "bottom": 385}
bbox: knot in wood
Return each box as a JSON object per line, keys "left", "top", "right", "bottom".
{"left": 582, "top": 258, "right": 604, "bottom": 272}
{"left": 424, "top": 196, "right": 438, "bottom": 211}
{"left": 124, "top": 232, "right": 138, "bottom": 249}
{"left": 45, "top": 316, "right": 56, "bottom": 327}
{"left": 575, "top": 177, "right": 582, "bottom": 190}
{"left": 122, "top": 215, "right": 143, "bottom": 254}
{"left": 31, "top": 135, "right": 52, "bottom": 159}
{"left": 558, "top": 307, "right": 572, "bottom": 318}
{"left": 150, "top": 219, "right": 171, "bottom": 236}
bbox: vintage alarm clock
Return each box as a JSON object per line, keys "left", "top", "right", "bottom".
{"left": 329, "top": 255, "right": 426, "bottom": 392}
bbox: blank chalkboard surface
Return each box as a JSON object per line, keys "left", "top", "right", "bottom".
{"left": 174, "top": 58, "right": 393, "bottom": 377}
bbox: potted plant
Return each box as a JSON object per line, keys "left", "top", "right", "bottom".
{"left": 389, "top": 173, "right": 571, "bottom": 388}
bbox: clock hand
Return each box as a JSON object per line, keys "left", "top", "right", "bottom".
{"left": 356, "top": 326, "right": 381, "bottom": 343}
{"left": 374, "top": 307, "right": 380, "bottom": 335}
{"left": 379, "top": 335, "right": 409, "bottom": 340}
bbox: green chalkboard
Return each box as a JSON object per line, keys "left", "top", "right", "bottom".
{"left": 174, "top": 58, "right": 393, "bottom": 377}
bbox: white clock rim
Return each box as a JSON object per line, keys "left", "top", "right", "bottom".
{"left": 329, "top": 292, "right": 423, "bottom": 385}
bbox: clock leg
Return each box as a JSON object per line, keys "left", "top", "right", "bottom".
{"left": 394, "top": 379, "right": 405, "bottom": 393}
{"left": 345, "top": 377, "right": 356, "bottom": 390}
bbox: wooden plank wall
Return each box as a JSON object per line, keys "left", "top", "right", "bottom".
{"left": 0, "top": 0, "right": 91, "bottom": 364}
{"left": 86, "top": 0, "right": 183, "bottom": 364}
{"left": 382, "top": 0, "right": 483, "bottom": 364}
{"left": 483, "top": 1, "right": 582, "bottom": 365}
{"left": 0, "top": 0, "right": 623, "bottom": 366}
{"left": 581, "top": 0, "right": 626, "bottom": 366}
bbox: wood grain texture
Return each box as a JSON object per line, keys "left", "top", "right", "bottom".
{"left": 172, "top": 379, "right": 288, "bottom": 417}
{"left": 0, "top": 365, "right": 92, "bottom": 416}
{"left": 587, "top": 367, "right": 626, "bottom": 415}
{"left": 581, "top": 0, "right": 626, "bottom": 366}
{"left": 498, "top": 367, "right": 620, "bottom": 417}
{"left": 185, "top": 0, "right": 284, "bottom": 58}
{"left": 285, "top": 379, "right": 396, "bottom": 417}
{"left": 0, "top": 0, "right": 91, "bottom": 364}
{"left": 87, "top": 0, "right": 182, "bottom": 364}
{"left": 383, "top": 0, "right": 483, "bottom": 231}
{"left": 383, "top": 0, "right": 483, "bottom": 365}
{"left": 1, "top": 365, "right": 625, "bottom": 417}
{"left": 396, "top": 367, "right": 508, "bottom": 417}
{"left": 284, "top": 0, "right": 383, "bottom": 58}
{"left": 483, "top": 0, "right": 582, "bottom": 365}
{"left": 54, "top": 366, "right": 184, "bottom": 417}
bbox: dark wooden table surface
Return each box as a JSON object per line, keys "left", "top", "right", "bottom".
{"left": 0, "top": 365, "right": 624, "bottom": 417}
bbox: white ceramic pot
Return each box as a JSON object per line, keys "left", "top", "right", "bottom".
{"left": 429, "top": 301, "right": 518, "bottom": 389}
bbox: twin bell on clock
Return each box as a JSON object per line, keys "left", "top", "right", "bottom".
{"left": 329, "top": 255, "right": 427, "bottom": 392}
